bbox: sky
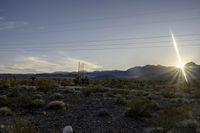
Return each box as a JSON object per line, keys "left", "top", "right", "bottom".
{"left": 0, "top": 0, "right": 200, "bottom": 73}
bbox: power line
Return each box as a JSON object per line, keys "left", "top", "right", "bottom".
{"left": 4, "top": 16, "right": 200, "bottom": 35}
{"left": 2, "top": 33, "right": 200, "bottom": 46}
{"left": 1, "top": 38, "right": 200, "bottom": 49}
{"left": 0, "top": 43, "right": 199, "bottom": 52}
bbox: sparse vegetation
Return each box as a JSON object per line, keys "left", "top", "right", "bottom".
{"left": 33, "top": 94, "right": 43, "bottom": 99}
{"left": 160, "top": 87, "right": 176, "bottom": 98}
{"left": 81, "top": 85, "right": 107, "bottom": 96}
{"left": 0, "top": 77, "right": 199, "bottom": 132}
{"left": 36, "top": 79, "right": 56, "bottom": 91}
{"left": 125, "top": 97, "right": 159, "bottom": 119}
{"left": 8, "top": 120, "right": 39, "bottom": 133}
{"left": 156, "top": 105, "right": 192, "bottom": 131}
{"left": 31, "top": 99, "right": 45, "bottom": 108}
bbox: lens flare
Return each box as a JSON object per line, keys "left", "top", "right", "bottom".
{"left": 170, "top": 30, "right": 188, "bottom": 82}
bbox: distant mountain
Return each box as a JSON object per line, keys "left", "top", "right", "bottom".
{"left": 0, "top": 62, "right": 199, "bottom": 80}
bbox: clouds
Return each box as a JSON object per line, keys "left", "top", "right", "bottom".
{"left": 0, "top": 16, "right": 28, "bottom": 30}
{"left": 0, "top": 56, "right": 102, "bottom": 73}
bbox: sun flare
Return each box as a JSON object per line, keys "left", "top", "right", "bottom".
{"left": 170, "top": 30, "right": 188, "bottom": 82}
{"left": 177, "top": 63, "right": 184, "bottom": 69}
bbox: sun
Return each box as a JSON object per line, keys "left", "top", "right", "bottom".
{"left": 177, "top": 63, "right": 185, "bottom": 69}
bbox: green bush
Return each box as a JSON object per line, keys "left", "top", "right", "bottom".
{"left": 31, "top": 99, "right": 45, "bottom": 108}
{"left": 160, "top": 87, "right": 176, "bottom": 98}
{"left": 156, "top": 105, "right": 192, "bottom": 131}
{"left": 81, "top": 85, "right": 107, "bottom": 96}
{"left": 125, "top": 97, "right": 159, "bottom": 119}
{"left": 50, "top": 93, "right": 64, "bottom": 100}
{"left": 36, "top": 79, "right": 56, "bottom": 91}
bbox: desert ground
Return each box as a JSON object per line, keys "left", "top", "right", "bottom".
{"left": 0, "top": 78, "right": 200, "bottom": 133}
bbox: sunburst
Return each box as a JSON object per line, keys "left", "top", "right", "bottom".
{"left": 170, "top": 30, "right": 188, "bottom": 82}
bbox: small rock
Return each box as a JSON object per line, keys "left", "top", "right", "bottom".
{"left": 63, "top": 125, "right": 73, "bottom": 133}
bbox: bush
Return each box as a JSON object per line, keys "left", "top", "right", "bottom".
{"left": 0, "top": 78, "right": 11, "bottom": 89}
{"left": 8, "top": 121, "right": 39, "bottom": 133}
{"left": 33, "top": 94, "right": 42, "bottom": 99}
{"left": 0, "top": 95, "right": 8, "bottom": 107}
{"left": 0, "top": 107, "right": 12, "bottom": 116}
{"left": 192, "top": 88, "right": 200, "bottom": 98}
{"left": 36, "top": 79, "right": 56, "bottom": 91}
{"left": 156, "top": 105, "right": 192, "bottom": 131}
{"left": 16, "top": 95, "right": 33, "bottom": 109}
{"left": 45, "top": 100, "right": 66, "bottom": 110}
{"left": 125, "top": 97, "right": 159, "bottom": 119}
{"left": 82, "top": 85, "right": 107, "bottom": 96}
{"left": 31, "top": 99, "right": 45, "bottom": 108}
{"left": 61, "top": 79, "right": 72, "bottom": 87}
{"left": 160, "top": 87, "right": 176, "bottom": 98}
{"left": 14, "top": 95, "right": 44, "bottom": 109}
{"left": 50, "top": 93, "right": 64, "bottom": 100}
{"left": 8, "top": 88, "right": 21, "bottom": 97}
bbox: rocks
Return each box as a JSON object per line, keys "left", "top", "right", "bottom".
{"left": 63, "top": 125, "right": 73, "bottom": 133}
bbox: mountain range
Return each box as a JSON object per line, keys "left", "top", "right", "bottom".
{"left": 0, "top": 62, "right": 199, "bottom": 80}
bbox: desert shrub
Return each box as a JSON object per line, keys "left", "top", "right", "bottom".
{"left": 16, "top": 95, "right": 33, "bottom": 109}
{"left": 160, "top": 87, "right": 176, "bottom": 98}
{"left": 0, "top": 107, "right": 12, "bottom": 116}
{"left": 82, "top": 85, "right": 107, "bottom": 96}
{"left": 0, "top": 95, "right": 8, "bottom": 107}
{"left": 192, "top": 88, "right": 200, "bottom": 98}
{"left": 8, "top": 88, "right": 21, "bottom": 97}
{"left": 61, "top": 78, "right": 72, "bottom": 87}
{"left": 31, "top": 99, "right": 45, "bottom": 108}
{"left": 73, "top": 76, "right": 89, "bottom": 86}
{"left": 8, "top": 121, "right": 39, "bottom": 133}
{"left": 0, "top": 78, "right": 11, "bottom": 89}
{"left": 156, "top": 105, "right": 192, "bottom": 131}
{"left": 45, "top": 100, "right": 66, "bottom": 110}
{"left": 36, "top": 79, "right": 56, "bottom": 91}
{"left": 33, "top": 94, "right": 42, "bottom": 99}
{"left": 97, "top": 108, "right": 111, "bottom": 117}
{"left": 50, "top": 93, "right": 64, "bottom": 100}
{"left": 11, "top": 95, "right": 44, "bottom": 109}
{"left": 63, "top": 88, "right": 75, "bottom": 93}
{"left": 17, "top": 78, "right": 32, "bottom": 86}
{"left": 125, "top": 97, "right": 159, "bottom": 119}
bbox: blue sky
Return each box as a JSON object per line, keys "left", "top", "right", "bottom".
{"left": 0, "top": 0, "right": 200, "bottom": 73}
